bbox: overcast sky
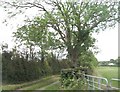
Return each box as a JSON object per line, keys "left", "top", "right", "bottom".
{"left": 0, "top": 3, "right": 118, "bottom": 61}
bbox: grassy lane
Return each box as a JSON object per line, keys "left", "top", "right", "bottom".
{"left": 2, "top": 75, "right": 60, "bottom": 90}
{"left": 19, "top": 75, "right": 60, "bottom": 90}
{"left": 38, "top": 81, "right": 60, "bottom": 90}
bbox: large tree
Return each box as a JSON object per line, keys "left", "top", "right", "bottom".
{"left": 2, "top": 0, "right": 119, "bottom": 67}
{"left": 13, "top": 16, "right": 63, "bottom": 62}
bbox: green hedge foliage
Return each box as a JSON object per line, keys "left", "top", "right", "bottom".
{"left": 2, "top": 51, "right": 72, "bottom": 83}
{"left": 60, "top": 67, "right": 90, "bottom": 89}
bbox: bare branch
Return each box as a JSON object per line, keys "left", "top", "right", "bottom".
{"left": 3, "top": 1, "right": 49, "bottom": 13}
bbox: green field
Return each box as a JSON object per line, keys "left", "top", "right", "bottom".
{"left": 2, "top": 66, "right": 119, "bottom": 90}
{"left": 96, "top": 66, "right": 119, "bottom": 88}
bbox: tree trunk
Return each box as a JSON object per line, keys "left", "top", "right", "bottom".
{"left": 67, "top": 46, "right": 79, "bottom": 68}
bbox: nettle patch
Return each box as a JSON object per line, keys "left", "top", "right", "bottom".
{"left": 60, "top": 67, "right": 89, "bottom": 89}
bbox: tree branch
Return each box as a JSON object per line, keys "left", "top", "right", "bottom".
{"left": 4, "top": 1, "right": 48, "bottom": 13}
{"left": 51, "top": 24, "right": 66, "bottom": 44}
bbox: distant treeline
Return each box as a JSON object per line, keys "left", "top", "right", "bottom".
{"left": 2, "top": 49, "right": 72, "bottom": 83}
{"left": 98, "top": 58, "right": 120, "bottom": 66}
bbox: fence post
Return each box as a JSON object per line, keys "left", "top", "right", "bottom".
{"left": 88, "top": 76, "right": 90, "bottom": 90}
{"left": 98, "top": 79, "right": 101, "bottom": 89}
{"left": 92, "top": 78, "right": 94, "bottom": 90}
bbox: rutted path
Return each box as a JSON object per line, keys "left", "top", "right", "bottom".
{"left": 36, "top": 81, "right": 60, "bottom": 90}
{"left": 16, "top": 75, "right": 60, "bottom": 90}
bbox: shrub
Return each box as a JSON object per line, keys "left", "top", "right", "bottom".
{"left": 60, "top": 67, "right": 87, "bottom": 89}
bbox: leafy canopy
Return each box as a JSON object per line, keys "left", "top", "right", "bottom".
{"left": 3, "top": 0, "right": 118, "bottom": 66}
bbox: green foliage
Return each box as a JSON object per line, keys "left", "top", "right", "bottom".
{"left": 11, "top": 0, "right": 118, "bottom": 68}
{"left": 2, "top": 46, "right": 72, "bottom": 83}
{"left": 78, "top": 51, "right": 98, "bottom": 74}
{"left": 2, "top": 1, "right": 119, "bottom": 86}
{"left": 60, "top": 67, "right": 88, "bottom": 89}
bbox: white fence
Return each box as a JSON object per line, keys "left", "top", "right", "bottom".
{"left": 110, "top": 78, "right": 120, "bottom": 90}
{"left": 82, "top": 74, "right": 120, "bottom": 90}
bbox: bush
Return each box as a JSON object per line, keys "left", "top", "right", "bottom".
{"left": 2, "top": 50, "right": 72, "bottom": 83}
{"left": 60, "top": 67, "right": 87, "bottom": 89}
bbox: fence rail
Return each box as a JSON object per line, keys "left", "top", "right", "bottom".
{"left": 109, "top": 78, "right": 120, "bottom": 90}
{"left": 82, "top": 74, "right": 109, "bottom": 90}
{"left": 80, "top": 73, "right": 120, "bottom": 90}
{"left": 61, "top": 69, "right": 119, "bottom": 90}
